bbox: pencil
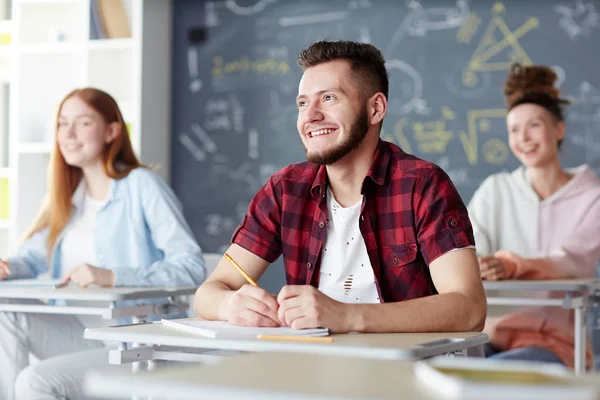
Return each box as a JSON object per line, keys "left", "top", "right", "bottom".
{"left": 224, "top": 253, "right": 258, "bottom": 287}
{"left": 257, "top": 335, "right": 333, "bottom": 343}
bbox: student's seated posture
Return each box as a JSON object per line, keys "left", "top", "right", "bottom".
{"left": 0, "top": 88, "right": 205, "bottom": 399}
{"left": 194, "top": 40, "right": 486, "bottom": 335}
{"left": 468, "top": 64, "right": 600, "bottom": 368}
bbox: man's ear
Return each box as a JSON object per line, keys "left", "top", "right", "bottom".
{"left": 368, "top": 93, "right": 387, "bottom": 126}
{"left": 105, "top": 122, "right": 121, "bottom": 144}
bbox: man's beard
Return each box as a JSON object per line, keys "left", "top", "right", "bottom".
{"left": 303, "top": 109, "right": 369, "bottom": 165}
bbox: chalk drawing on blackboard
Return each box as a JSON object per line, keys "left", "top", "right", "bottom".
{"left": 248, "top": 129, "right": 259, "bottom": 159}
{"left": 278, "top": 11, "right": 349, "bottom": 27}
{"left": 190, "top": 123, "right": 218, "bottom": 154}
{"left": 188, "top": 47, "right": 203, "bottom": 93}
{"left": 551, "top": 65, "right": 566, "bottom": 88}
{"left": 386, "top": 59, "right": 428, "bottom": 115}
{"left": 444, "top": 63, "right": 492, "bottom": 100}
{"left": 568, "top": 81, "right": 600, "bottom": 164}
{"left": 359, "top": 26, "right": 371, "bottom": 43}
{"left": 203, "top": 94, "right": 244, "bottom": 134}
{"left": 385, "top": 0, "right": 469, "bottom": 54}
{"left": 554, "top": 0, "right": 598, "bottom": 40}
{"left": 402, "top": 107, "right": 458, "bottom": 154}
{"left": 382, "top": 119, "right": 413, "bottom": 154}
{"left": 226, "top": 0, "right": 276, "bottom": 16}
{"left": 348, "top": 0, "right": 372, "bottom": 10}
{"left": 461, "top": 2, "right": 538, "bottom": 87}
{"left": 437, "top": 156, "right": 471, "bottom": 186}
{"left": 211, "top": 55, "right": 291, "bottom": 92}
{"left": 482, "top": 138, "right": 509, "bottom": 165}
{"left": 204, "top": 0, "right": 277, "bottom": 26}
{"left": 457, "top": 12, "right": 482, "bottom": 44}
{"left": 460, "top": 108, "right": 506, "bottom": 165}
{"left": 179, "top": 133, "right": 207, "bottom": 162}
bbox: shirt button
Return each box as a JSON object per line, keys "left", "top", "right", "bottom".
{"left": 319, "top": 222, "right": 325, "bottom": 228}
{"left": 306, "top": 262, "right": 312, "bottom": 269}
{"left": 449, "top": 219, "right": 458, "bottom": 227}
{"left": 393, "top": 256, "right": 399, "bottom": 264}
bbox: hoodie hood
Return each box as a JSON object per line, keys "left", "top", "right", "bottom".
{"left": 512, "top": 164, "right": 600, "bottom": 203}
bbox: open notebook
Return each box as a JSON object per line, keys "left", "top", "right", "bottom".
{"left": 161, "top": 318, "right": 330, "bottom": 339}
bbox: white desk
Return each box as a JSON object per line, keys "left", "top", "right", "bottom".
{"left": 84, "top": 321, "right": 488, "bottom": 367}
{"left": 84, "top": 352, "right": 600, "bottom": 400}
{"left": 0, "top": 286, "right": 197, "bottom": 320}
{"left": 483, "top": 279, "right": 600, "bottom": 375}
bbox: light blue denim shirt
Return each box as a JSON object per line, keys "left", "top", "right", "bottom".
{"left": 7, "top": 167, "right": 206, "bottom": 319}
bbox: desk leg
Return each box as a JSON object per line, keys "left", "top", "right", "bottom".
{"left": 575, "top": 306, "right": 586, "bottom": 375}
{"left": 131, "top": 316, "right": 146, "bottom": 373}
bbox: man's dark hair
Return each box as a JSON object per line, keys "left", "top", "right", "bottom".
{"left": 298, "top": 40, "right": 389, "bottom": 101}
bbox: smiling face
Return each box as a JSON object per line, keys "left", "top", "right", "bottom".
{"left": 57, "top": 96, "right": 117, "bottom": 169}
{"left": 296, "top": 60, "right": 370, "bottom": 165}
{"left": 506, "top": 103, "right": 565, "bottom": 168}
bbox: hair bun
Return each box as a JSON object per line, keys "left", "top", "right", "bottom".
{"left": 503, "top": 63, "right": 568, "bottom": 107}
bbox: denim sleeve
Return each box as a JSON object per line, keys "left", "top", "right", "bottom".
{"left": 6, "top": 228, "right": 50, "bottom": 279}
{"left": 111, "top": 171, "right": 206, "bottom": 287}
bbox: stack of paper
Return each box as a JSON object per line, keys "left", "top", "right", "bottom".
{"left": 161, "top": 318, "right": 329, "bottom": 339}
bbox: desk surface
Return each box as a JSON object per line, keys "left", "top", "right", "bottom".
{"left": 0, "top": 286, "right": 197, "bottom": 301}
{"left": 85, "top": 352, "right": 600, "bottom": 400}
{"left": 84, "top": 322, "right": 488, "bottom": 361}
{"left": 483, "top": 279, "right": 600, "bottom": 292}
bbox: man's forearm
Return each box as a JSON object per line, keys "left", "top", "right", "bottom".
{"left": 348, "top": 291, "right": 486, "bottom": 333}
{"left": 193, "top": 281, "right": 233, "bottom": 321}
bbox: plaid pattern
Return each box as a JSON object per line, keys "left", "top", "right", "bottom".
{"left": 232, "top": 140, "right": 474, "bottom": 302}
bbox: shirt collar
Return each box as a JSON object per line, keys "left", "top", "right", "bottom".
{"left": 310, "top": 139, "right": 391, "bottom": 198}
{"left": 71, "top": 176, "right": 120, "bottom": 207}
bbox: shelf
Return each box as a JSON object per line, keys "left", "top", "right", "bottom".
{"left": 87, "top": 38, "right": 133, "bottom": 51}
{"left": 18, "top": 42, "right": 84, "bottom": 54}
{"left": 0, "top": 221, "right": 10, "bottom": 230}
{"left": 0, "top": 167, "right": 8, "bottom": 178}
{"left": 18, "top": 0, "right": 81, "bottom": 5}
{"left": 17, "top": 142, "right": 53, "bottom": 154}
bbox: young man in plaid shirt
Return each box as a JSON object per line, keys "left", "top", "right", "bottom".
{"left": 195, "top": 40, "right": 486, "bottom": 333}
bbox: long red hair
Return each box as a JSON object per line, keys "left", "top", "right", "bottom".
{"left": 23, "top": 88, "right": 142, "bottom": 252}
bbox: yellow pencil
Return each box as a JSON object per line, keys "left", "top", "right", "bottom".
{"left": 257, "top": 335, "right": 333, "bottom": 343}
{"left": 225, "top": 253, "right": 258, "bottom": 287}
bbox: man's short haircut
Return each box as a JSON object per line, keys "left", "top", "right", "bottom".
{"left": 298, "top": 40, "right": 389, "bottom": 101}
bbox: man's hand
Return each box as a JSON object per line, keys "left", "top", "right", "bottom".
{"left": 277, "top": 285, "right": 350, "bottom": 332}
{"left": 479, "top": 255, "right": 506, "bottom": 281}
{"left": 0, "top": 260, "right": 9, "bottom": 280}
{"left": 218, "top": 284, "right": 280, "bottom": 327}
{"left": 61, "top": 264, "right": 115, "bottom": 288}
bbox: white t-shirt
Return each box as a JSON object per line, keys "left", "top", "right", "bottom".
{"left": 317, "top": 189, "right": 380, "bottom": 304}
{"left": 61, "top": 194, "right": 105, "bottom": 274}
{"left": 60, "top": 194, "right": 110, "bottom": 329}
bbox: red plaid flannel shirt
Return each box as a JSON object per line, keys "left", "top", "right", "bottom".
{"left": 232, "top": 140, "right": 474, "bottom": 302}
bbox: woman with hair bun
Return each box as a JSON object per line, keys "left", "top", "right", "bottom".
{"left": 468, "top": 63, "right": 600, "bottom": 368}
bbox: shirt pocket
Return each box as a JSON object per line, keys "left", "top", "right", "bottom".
{"left": 382, "top": 243, "right": 418, "bottom": 268}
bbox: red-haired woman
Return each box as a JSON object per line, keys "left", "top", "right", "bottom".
{"left": 0, "top": 88, "right": 205, "bottom": 399}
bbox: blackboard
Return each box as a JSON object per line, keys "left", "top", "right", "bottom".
{"left": 171, "top": 0, "right": 600, "bottom": 290}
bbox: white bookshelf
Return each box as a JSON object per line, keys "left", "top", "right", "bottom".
{"left": 1, "top": 0, "right": 172, "bottom": 256}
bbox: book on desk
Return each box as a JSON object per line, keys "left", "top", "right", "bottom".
{"left": 414, "top": 357, "right": 595, "bottom": 400}
{"left": 161, "top": 318, "right": 330, "bottom": 340}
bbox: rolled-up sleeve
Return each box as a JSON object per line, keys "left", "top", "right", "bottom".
{"left": 413, "top": 167, "right": 475, "bottom": 265}
{"left": 232, "top": 176, "right": 282, "bottom": 263}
